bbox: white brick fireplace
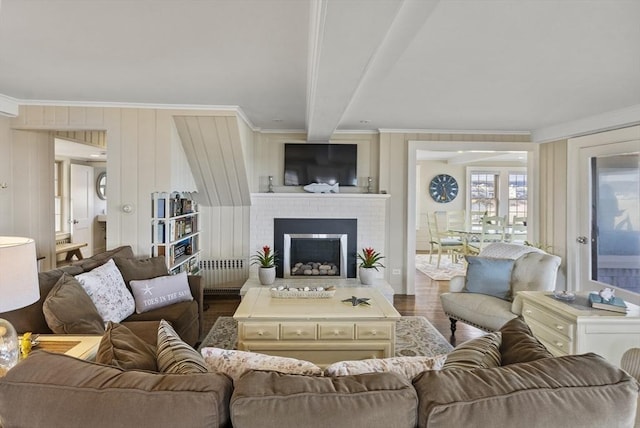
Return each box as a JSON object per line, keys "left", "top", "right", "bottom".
{"left": 249, "top": 193, "right": 390, "bottom": 279}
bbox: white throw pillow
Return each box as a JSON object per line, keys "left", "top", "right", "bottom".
{"left": 75, "top": 259, "right": 135, "bottom": 323}
{"left": 201, "top": 347, "right": 323, "bottom": 382}
{"left": 324, "top": 355, "right": 448, "bottom": 380}
{"left": 130, "top": 271, "right": 193, "bottom": 314}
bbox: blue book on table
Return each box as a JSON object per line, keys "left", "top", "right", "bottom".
{"left": 588, "top": 293, "right": 628, "bottom": 313}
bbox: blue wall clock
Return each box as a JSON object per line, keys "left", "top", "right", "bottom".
{"left": 429, "top": 174, "right": 458, "bottom": 203}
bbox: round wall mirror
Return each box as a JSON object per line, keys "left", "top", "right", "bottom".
{"left": 96, "top": 171, "right": 107, "bottom": 200}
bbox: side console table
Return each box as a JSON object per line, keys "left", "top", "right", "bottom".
{"left": 519, "top": 291, "right": 640, "bottom": 366}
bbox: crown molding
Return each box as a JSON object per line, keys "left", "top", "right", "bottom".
{"left": 15, "top": 98, "right": 259, "bottom": 131}
{"left": 333, "top": 129, "right": 379, "bottom": 135}
{"left": 0, "top": 93, "right": 19, "bottom": 117}
{"left": 378, "top": 128, "right": 531, "bottom": 136}
{"left": 259, "top": 128, "right": 307, "bottom": 134}
{"left": 532, "top": 104, "right": 640, "bottom": 143}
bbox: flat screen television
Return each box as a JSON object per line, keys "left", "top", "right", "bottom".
{"left": 284, "top": 143, "right": 357, "bottom": 186}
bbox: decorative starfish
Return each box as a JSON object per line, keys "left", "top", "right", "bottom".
{"left": 342, "top": 296, "right": 371, "bottom": 306}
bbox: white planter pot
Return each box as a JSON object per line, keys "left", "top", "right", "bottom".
{"left": 359, "top": 267, "right": 376, "bottom": 285}
{"left": 258, "top": 266, "right": 276, "bottom": 285}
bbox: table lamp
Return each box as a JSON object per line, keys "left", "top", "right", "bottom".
{"left": 0, "top": 237, "right": 40, "bottom": 373}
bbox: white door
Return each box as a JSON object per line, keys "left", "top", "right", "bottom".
{"left": 576, "top": 140, "right": 639, "bottom": 303}
{"left": 70, "top": 164, "right": 94, "bottom": 258}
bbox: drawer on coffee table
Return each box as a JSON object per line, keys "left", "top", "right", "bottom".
{"left": 242, "top": 323, "right": 280, "bottom": 340}
{"left": 356, "top": 323, "right": 393, "bottom": 340}
{"left": 281, "top": 323, "right": 317, "bottom": 340}
{"left": 318, "top": 322, "right": 355, "bottom": 340}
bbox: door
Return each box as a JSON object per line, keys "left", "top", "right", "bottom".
{"left": 577, "top": 140, "right": 640, "bottom": 302}
{"left": 70, "top": 164, "right": 94, "bottom": 258}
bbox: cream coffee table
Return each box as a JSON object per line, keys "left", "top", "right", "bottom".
{"left": 234, "top": 287, "right": 401, "bottom": 366}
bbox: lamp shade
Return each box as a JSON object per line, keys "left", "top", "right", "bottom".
{"left": 0, "top": 237, "right": 40, "bottom": 312}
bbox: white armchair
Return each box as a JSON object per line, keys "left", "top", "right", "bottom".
{"left": 440, "top": 242, "right": 561, "bottom": 335}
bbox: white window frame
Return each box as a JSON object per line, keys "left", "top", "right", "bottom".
{"left": 466, "top": 166, "right": 526, "bottom": 225}
{"left": 567, "top": 125, "right": 640, "bottom": 304}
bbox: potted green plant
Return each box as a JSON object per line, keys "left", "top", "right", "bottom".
{"left": 252, "top": 245, "right": 278, "bottom": 285}
{"left": 357, "top": 247, "right": 385, "bottom": 285}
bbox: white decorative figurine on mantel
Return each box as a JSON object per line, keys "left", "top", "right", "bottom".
{"left": 303, "top": 183, "right": 339, "bottom": 193}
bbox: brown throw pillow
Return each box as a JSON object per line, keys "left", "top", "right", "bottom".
{"left": 96, "top": 321, "right": 157, "bottom": 371}
{"left": 442, "top": 332, "right": 502, "bottom": 370}
{"left": 114, "top": 256, "right": 168, "bottom": 287}
{"left": 499, "top": 317, "right": 553, "bottom": 365}
{"left": 42, "top": 273, "right": 105, "bottom": 334}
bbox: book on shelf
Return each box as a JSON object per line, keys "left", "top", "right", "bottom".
{"left": 181, "top": 198, "right": 193, "bottom": 214}
{"left": 155, "top": 198, "right": 166, "bottom": 218}
{"left": 588, "top": 293, "right": 628, "bottom": 313}
{"left": 157, "top": 222, "right": 166, "bottom": 243}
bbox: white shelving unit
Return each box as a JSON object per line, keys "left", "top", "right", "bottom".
{"left": 151, "top": 191, "right": 201, "bottom": 275}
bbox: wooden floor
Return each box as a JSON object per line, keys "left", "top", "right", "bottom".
{"left": 202, "top": 268, "right": 483, "bottom": 347}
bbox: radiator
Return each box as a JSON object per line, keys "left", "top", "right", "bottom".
{"left": 199, "top": 259, "right": 248, "bottom": 295}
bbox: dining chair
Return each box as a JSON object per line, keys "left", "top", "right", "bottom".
{"left": 468, "top": 215, "right": 507, "bottom": 252}
{"left": 446, "top": 210, "right": 466, "bottom": 232}
{"left": 508, "top": 216, "right": 527, "bottom": 243}
{"left": 427, "top": 212, "right": 464, "bottom": 268}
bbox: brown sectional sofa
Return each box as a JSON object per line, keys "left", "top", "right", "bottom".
{"left": 0, "top": 246, "right": 204, "bottom": 346}
{"left": 0, "top": 318, "right": 637, "bottom": 428}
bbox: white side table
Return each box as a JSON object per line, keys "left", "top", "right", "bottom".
{"left": 519, "top": 291, "right": 640, "bottom": 366}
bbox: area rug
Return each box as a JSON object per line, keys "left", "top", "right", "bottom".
{"left": 198, "top": 316, "right": 454, "bottom": 357}
{"left": 415, "top": 254, "right": 466, "bottom": 281}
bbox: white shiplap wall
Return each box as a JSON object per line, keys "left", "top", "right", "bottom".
{"left": 7, "top": 105, "right": 254, "bottom": 268}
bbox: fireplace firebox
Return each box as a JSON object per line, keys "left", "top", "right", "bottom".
{"left": 283, "top": 234, "right": 347, "bottom": 278}
{"left": 274, "top": 218, "right": 357, "bottom": 278}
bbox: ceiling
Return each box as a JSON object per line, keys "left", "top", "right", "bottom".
{"left": 416, "top": 150, "right": 526, "bottom": 164}
{"left": 54, "top": 138, "right": 106, "bottom": 161}
{"left": 0, "top": 0, "right": 638, "bottom": 141}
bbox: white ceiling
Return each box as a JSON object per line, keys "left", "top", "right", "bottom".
{"left": 54, "top": 138, "right": 106, "bottom": 161}
{"left": 416, "top": 150, "right": 526, "bottom": 164}
{"left": 0, "top": 0, "right": 638, "bottom": 140}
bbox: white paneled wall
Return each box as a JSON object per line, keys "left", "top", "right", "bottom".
{"left": 249, "top": 193, "right": 390, "bottom": 280}
{"left": 8, "top": 106, "right": 202, "bottom": 260}
{"left": 173, "top": 115, "right": 251, "bottom": 207}
{"left": 0, "top": 122, "right": 55, "bottom": 270}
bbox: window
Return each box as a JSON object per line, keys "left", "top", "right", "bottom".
{"left": 508, "top": 172, "right": 527, "bottom": 222}
{"left": 469, "top": 172, "right": 498, "bottom": 225}
{"left": 592, "top": 153, "right": 639, "bottom": 293}
{"left": 467, "top": 167, "right": 527, "bottom": 226}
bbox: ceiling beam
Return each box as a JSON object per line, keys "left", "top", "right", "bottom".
{"left": 0, "top": 93, "right": 18, "bottom": 117}
{"left": 305, "top": 0, "right": 404, "bottom": 142}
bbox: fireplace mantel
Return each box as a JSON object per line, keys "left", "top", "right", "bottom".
{"left": 251, "top": 193, "right": 391, "bottom": 200}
